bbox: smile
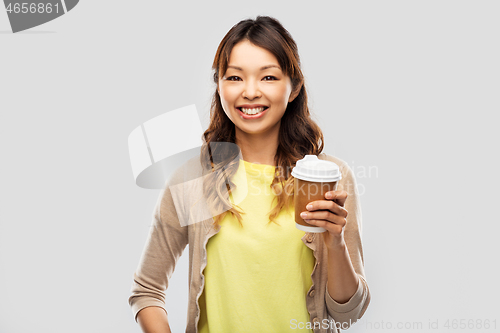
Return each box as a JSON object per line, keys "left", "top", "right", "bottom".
{"left": 238, "top": 106, "right": 268, "bottom": 115}
{"left": 237, "top": 107, "right": 269, "bottom": 119}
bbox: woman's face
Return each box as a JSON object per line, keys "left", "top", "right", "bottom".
{"left": 218, "top": 40, "right": 298, "bottom": 138}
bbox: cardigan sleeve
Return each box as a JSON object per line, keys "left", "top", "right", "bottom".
{"left": 323, "top": 158, "right": 371, "bottom": 328}
{"left": 128, "top": 176, "right": 189, "bottom": 322}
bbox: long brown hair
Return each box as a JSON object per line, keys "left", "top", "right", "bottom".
{"left": 200, "top": 16, "right": 324, "bottom": 228}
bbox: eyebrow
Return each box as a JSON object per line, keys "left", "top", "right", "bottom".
{"left": 227, "top": 65, "right": 281, "bottom": 71}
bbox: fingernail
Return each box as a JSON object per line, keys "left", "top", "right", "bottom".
{"left": 326, "top": 192, "right": 332, "bottom": 199}
{"left": 306, "top": 204, "right": 313, "bottom": 210}
{"left": 300, "top": 212, "right": 308, "bottom": 218}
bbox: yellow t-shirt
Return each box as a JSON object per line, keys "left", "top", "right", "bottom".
{"left": 198, "top": 159, "right": 315, "bottom": 332}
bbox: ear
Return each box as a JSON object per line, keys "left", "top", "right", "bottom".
{"left": 288, "top": 84, "right": 301, "bottom": 103}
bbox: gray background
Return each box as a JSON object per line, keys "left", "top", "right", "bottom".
{"left": 1, "top": 1, "right": 499, "bottom": 332}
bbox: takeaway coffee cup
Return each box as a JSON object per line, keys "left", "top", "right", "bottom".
{"left": 291, "top": 155, "right": 342, "bottom": 233}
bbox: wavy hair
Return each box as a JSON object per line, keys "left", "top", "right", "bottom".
{"left": 200, "top": 15, "right": 324, "bottom": 229}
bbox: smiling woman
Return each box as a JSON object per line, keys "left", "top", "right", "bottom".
{"left": 129, "top": 15, "right": 370, "bottom": 333}
{"left": 218, "top": 39, "right": 298, "bottom": 138}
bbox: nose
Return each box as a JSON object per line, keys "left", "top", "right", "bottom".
{"left": 242, "top": 80, "right": 261, "bottom": 100}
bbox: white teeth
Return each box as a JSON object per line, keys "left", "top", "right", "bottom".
{"left": 240, "top": 107, "right": 266, "bottom": 115}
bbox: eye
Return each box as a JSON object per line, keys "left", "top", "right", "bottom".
{"left": 263, "top": 76, "right": 278, "bottom": 81}
{"left": 226, "top": 76, "right": 241, "bottom": 81}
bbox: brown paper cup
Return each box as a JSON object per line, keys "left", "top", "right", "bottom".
{"left": 294, "top": 178, "right": 338, "bottom": 233}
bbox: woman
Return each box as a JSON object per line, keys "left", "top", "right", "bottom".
{"left": 129, "top": 16, "right": 370, "bottom": 333}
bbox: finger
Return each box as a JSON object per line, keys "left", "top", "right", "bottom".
{"left": 304, "top": 211, "right": 346, "bottom": 227}
{"left": 326, "top": 190, "right": 348, "bottom": 207}
{"left": 306, "top": 200, "right": 348, "bottom": 218}
{"left": 305, "top": 219, "right": 344, "bottom": 234}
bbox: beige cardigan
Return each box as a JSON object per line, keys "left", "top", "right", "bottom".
{"left": 128, "top": 153, "right": 370, "bottom": 333}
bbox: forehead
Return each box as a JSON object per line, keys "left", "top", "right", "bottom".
{"left": 227, "top": 40, "right": 281, "bottom": 71}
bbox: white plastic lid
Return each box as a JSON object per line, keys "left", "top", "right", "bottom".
{"left": 291, "top": 155, "right": 342, "bottom": 182}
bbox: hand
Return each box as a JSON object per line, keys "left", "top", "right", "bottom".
{"left": 300, "top": 190, "right": 348, "bottom": 250}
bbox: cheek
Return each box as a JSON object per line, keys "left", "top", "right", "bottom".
{"left": 219, "top": 85, "right": 237, "bottom": 104}
{"left": 218, "top": 87, "right": 236, "bottom": 117}
{"left": 271, "top": 85, "right": 292, "bottom": 104}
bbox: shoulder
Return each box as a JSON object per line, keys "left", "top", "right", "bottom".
{"left": 153, "top": 152, "right": 212, "bottom": 230}
{"left": 165, "top": 153, "right": 205, "bottom": 188}
{"left": 158, "top": 153, "right": 205, "bottom": 212}
{"left": 318, "top": 152, "right": 354, "bottom": 180}
{"left": 318, "top": 153, "right": 361, "bottom": 202}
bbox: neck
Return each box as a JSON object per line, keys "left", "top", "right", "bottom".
{"left": 235, "top": 126, "right": 279, "bottom": 166}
